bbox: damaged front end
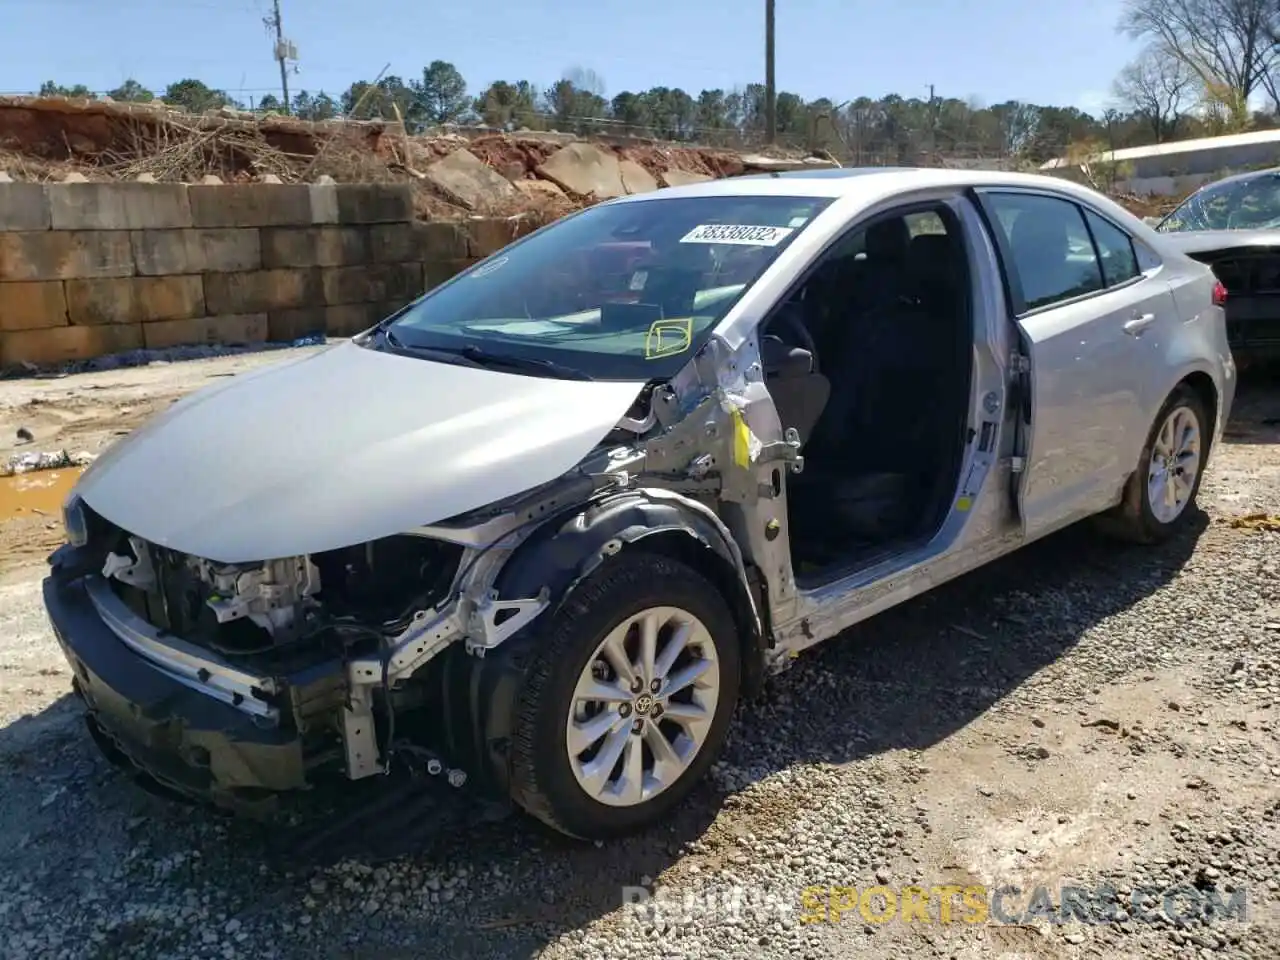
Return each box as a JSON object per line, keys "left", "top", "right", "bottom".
{"left": 44, "top": 333, "right": 799, "bottom": 814}
{"left": 44, "top": 486, "right": 565, "bottom": 811}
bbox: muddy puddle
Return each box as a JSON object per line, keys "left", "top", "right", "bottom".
{"left": 0, "top": 467, "right": 85, "bottom": 522}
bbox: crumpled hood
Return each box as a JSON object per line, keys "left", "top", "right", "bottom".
{"left": 75, "top": 342, "right": 646, "bottom": 562}
{"left": 1159, "top": 229, "right": 1280, "bottom": 255}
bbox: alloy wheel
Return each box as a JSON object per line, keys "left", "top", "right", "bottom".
{"left": 564, "top": 605, "right": 720, "bottom": 807}
{"left": 1147, "top": 404, "right": 1202, "bottom": 524}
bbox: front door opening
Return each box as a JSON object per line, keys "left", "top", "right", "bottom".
{"left": 761, "top": 205, "right": 975, "bottom": 580}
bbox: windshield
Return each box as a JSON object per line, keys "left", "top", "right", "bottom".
{"left": 1158, "top": 171, "right": 1280, "bottom": 233}
{"left": 376, "top": 194, "right": 833, "bottom": 381}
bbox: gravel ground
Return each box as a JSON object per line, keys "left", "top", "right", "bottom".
{"left": 0, "top": 360, "right": 1277, "bottom": 960}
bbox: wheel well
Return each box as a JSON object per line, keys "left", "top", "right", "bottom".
{"left": 460, "top": 521, "right": 770, "bottom": 794}
{"left": 492, "top": 493, "right": 770, "bottom": 697}
{"left": 1178, "top": 371, "right": 1219, "bottom": 445}
{"left": 627, "top": 531, "right": 769, "bottom": 697}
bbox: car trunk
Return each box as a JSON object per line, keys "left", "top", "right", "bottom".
{"left": 1185, "top": 246, "right": 1280, "bottom": 353}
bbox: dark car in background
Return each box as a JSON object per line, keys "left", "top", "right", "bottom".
{"left": 1156, "top": 167, "right": 1280, "bottom": 365}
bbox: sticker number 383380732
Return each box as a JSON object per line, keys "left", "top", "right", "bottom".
{"left": 679, "top": 224, "right": 795, "bottom": 246}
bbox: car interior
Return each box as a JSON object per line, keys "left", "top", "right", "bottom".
{"left": 759, "top": 204, "right": 975, "bottom": 580}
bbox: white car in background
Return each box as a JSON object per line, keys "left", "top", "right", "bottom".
{"left": 45, "top": 167, "right": 1234, "bottom": 840}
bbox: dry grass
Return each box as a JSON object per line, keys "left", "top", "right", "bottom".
{"left": 0, "top": 148, "right": 86, "bottom": 182}
{"left": 85, "top": 115, "right": 399, "bottom": 184}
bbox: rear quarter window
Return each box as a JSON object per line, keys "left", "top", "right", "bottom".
{"left": 1082, "top": 209, "right": 1140, "bottom": 287}
{"left": 1133, "top": 239, "right": 1162, "bottom": 273}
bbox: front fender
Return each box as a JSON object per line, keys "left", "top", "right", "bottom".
{"left": 439, "top": 487, "right": 770, "bottom": 794}
{"left": 494, "top": 488, "right": 757, "bottom": 627}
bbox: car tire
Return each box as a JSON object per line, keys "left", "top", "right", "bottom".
{"left": 504, "top": 550, "right": 741, "bottom": 840}
{"left": 1095, "top": 384, "right": 1211, "bottom": 544}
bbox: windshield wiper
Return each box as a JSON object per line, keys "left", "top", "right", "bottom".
{"left": 373, "top": 330, "right": 593, "bottom": 379}
{"left": 377, "top": 328, "right": 487, "bottom": 368}
{"left": 447, "top": 345, "right": 595, "bottom": 380}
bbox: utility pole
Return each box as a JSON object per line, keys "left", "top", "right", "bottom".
{"left": 927, "top": 83, "right": 937, "bottom": 157}
{"left": 265, "top": 0, "right": 294, "bottom": 113}
{"left": 765, "top": 0, "right": 776, "bottom": 145}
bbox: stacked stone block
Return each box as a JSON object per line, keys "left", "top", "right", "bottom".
{"left": 0, "top": 180, "right": 530, "bottom": 367}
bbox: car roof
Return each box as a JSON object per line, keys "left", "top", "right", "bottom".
{"left": 732, "top": 167, "right": 911, "bottom": 181}
{"left": 606, "top": 165, "right": 1121, "bottom": 205}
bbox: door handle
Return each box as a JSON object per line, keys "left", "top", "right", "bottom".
{"left": 1123, "top": 312, "right": 1156, "bottom": 336}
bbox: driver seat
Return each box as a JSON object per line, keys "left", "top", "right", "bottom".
{"left": 763, "top": 299, "right": 830, "bottom": 448}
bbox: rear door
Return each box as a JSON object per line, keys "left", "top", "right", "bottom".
{"left": 972, "top": 189, "right": 1167, "bottom": 538}
{"left": 1079, "top": 208, "right": 1184, "bottom": 439}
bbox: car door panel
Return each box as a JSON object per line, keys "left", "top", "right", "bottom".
{"left": 1082, "top": 209, "right": 1187, "bottom": 461}
{"left": 1014, "top": 296, "right": 1139, "bottom": 529}
{"left": 973, "top": 189, "right": 1149, "bottom": 538}
{"left": 1093, "top": 276, "right": 1182, "bottom": 465}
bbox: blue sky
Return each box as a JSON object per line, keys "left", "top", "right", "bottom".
{"left": 2, "top": 0, "right": 1138, "bottom": 114}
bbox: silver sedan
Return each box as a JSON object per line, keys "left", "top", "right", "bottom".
{"left": 44, "top": 167, "right": 1234, "bottom": 840}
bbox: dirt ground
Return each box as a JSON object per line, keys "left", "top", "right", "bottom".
{"left": 0, "top": 356, "right": 1277, "bottom": 960}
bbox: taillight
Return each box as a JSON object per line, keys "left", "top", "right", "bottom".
{"left": 1212, "top": 280, "right": 1228, "bottom": 307}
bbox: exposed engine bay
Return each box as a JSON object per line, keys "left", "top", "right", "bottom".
{"left": 103, "top": 538, "right": 322, "bottom": 646}
{"left": 100, "top": 532, "right": 463, "bottom": 660}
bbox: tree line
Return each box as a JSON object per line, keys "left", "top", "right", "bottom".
{"left": 33, "top": 0, "right": 1280, "bottom": 166}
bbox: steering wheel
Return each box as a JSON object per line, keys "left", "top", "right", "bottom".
{"left": 768, "top": 302, "right": 820, "bottom": 374}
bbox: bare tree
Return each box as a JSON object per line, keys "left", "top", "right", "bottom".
{"left": 564, "top": 67, "right": 606, "bottom": 98}
{"left": 1261, "top": 1, "right": 1280, "bottom": 108}
{"left": 1119, "top": 0, "right": 1278, "bottom": 124}
{"left": 1113, "top": 46, "right": 1196, "bottom": 141}
{"left": 990, "top": 100, "right": 1042, "bottom": 156}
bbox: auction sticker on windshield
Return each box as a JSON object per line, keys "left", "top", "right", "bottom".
{"left": 680, "top": 224, "right": 795, "bottom": 246}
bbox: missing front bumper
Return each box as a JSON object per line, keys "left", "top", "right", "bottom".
{"left": 43, "top": 562, "right": 319, "bottom": 812}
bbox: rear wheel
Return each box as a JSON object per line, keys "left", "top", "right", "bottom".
{"left": 1097, "top": 384, "right": 1209, "bottom": 543}
{"left": 504, "top": 551, "right": 740, "bottom": 840}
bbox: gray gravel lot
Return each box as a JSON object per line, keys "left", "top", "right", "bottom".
{"left": 0, "top": 366, "right": 1278, "bottom": 960}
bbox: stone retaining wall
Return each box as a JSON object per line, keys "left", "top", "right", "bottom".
{"left": 0, "top": 181, "right": 534, "bottom": 367}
